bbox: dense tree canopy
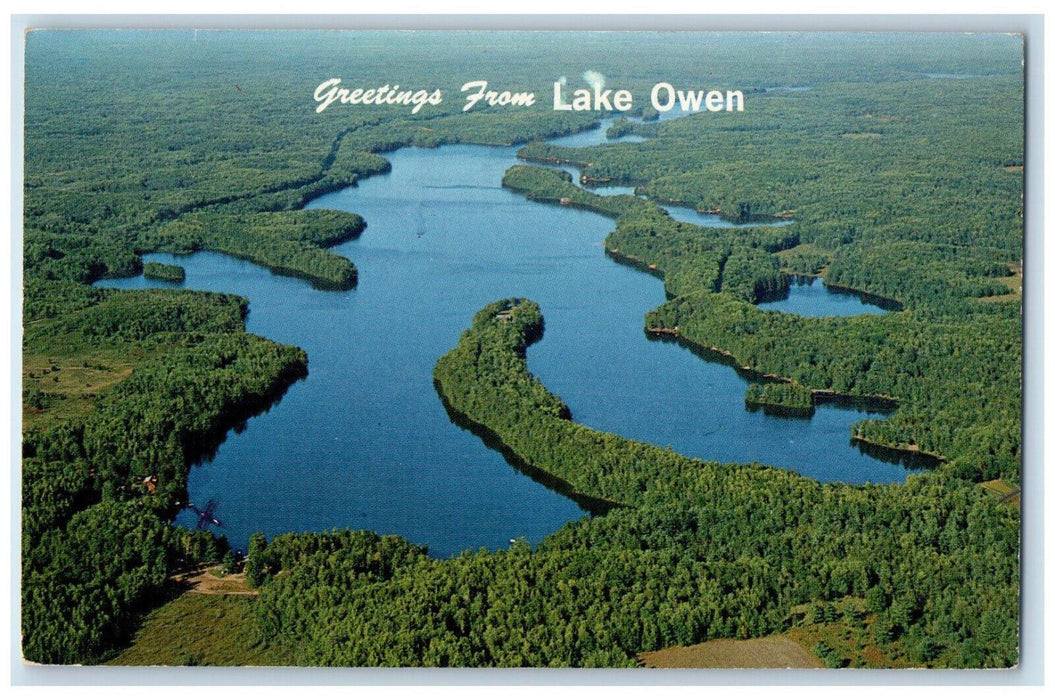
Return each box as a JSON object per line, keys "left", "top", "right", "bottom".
{"left": 240, "top": 299, "right": 1018, "bottom": 667}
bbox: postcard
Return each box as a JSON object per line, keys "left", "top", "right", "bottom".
{"left": 17, "top": 20, "right": 1027, "bottom": 674}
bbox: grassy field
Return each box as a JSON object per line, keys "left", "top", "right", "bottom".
{"left": 981, "top": 479, "right": 1022, "bottom": 508}
{"left": 637, "top": 595, "right": 924, "bottom": 670}
{"left": 22, "top": 348, "right": 139, "bottom": 432}
{"left": 106, "top": 585, "right": 289, "bottom": 666}
{"left": 980, "top": 263, "right": 1023, "bottom": 303}
{"left": 638, "top": 635, "right": 823, "bottom": 669}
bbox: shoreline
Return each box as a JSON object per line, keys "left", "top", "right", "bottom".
{"left": 642, "top": 325, "right": 945, "bottom": 467}
{"left": 435, "top": 383, "right": 627, "bottom": 520}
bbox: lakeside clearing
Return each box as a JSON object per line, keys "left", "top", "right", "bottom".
{"left": 105, "top": 573, "right": 282, "bottom": 666}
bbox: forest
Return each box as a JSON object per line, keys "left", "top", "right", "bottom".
{"left": 143, "top": 262, "right": 185, "bottom": 283}
{"left": 238, "top": 299, "right": 1018, "bottom": 667}
{"left": 21, "top": 30, "right": 1022, "bottom": 668}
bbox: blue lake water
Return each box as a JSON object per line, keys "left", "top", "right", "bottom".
{"left": 659, "top": 203, "right": 796, "bottom": 229}
{"left": 98, "top": 127, "right": 913, "bottom": 557}
{"left": 536, "top": 117, "right": 642, "bottom": 197}
{"left": 759, "top": 276, "right": 892, "bottom": 317}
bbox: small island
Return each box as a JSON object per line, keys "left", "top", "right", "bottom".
{"left": 143, "top": 261, "right": 186, "bottom": 283}
{"left": 745, "top": 381, "right": 815, "bottom": 418}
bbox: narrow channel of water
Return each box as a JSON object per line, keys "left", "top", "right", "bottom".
{"left": 541, "top": 117, "right": 797, "bottom": 229}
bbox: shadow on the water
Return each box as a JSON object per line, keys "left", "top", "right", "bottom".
{"left": 763, "top": 275, "right": 903, "bottom": 312}
{"left": 765, "top": 274, "right": 809, "bottom": 303}
{"left": 851, "top": 437, "right": 944, "bottom": 469}
{"left": 823, "top": 282, "right": 904, "bottom": 311}
{"left": 172, "top": 363, "right": 309, "bottom": 520}
{"left": 644, "top": 329, "right": 937, "bottom": 473}
{"left": 744, "top": 402, "right": 815, "bottom": 420}
{"left": 645, "top": 330, "right": 900, "bottom": 413}
{"left": 604, "top": 249, "right": 666, "bottom": 285}
{"left": 434, "top": 382, "right": 624, "bottom": 518}
{"left": 644, "top": 329, "right": 781, "bottom": 384}
{"left": 813, "top": 391, "right": 897, "bottom": 414}
{"left": 184, "top": 365, "right": 308, "bottom": 466}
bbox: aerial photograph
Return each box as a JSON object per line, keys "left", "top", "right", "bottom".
{"left": 19, "top": 28, "right": 1023, "bottom": 670}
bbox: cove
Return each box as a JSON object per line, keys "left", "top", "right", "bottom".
{"left": 759, "top": 275, "right": 896, "bottom": 317}
{"left": 98, "top": 129, "right": 915, "bottom": 558}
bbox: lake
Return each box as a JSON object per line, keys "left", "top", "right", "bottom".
{"left": 759, "top": 275, "right": 895, "bottom": 317}
{"left": 98, "top": 123, "right": 916, "bottom": 557}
